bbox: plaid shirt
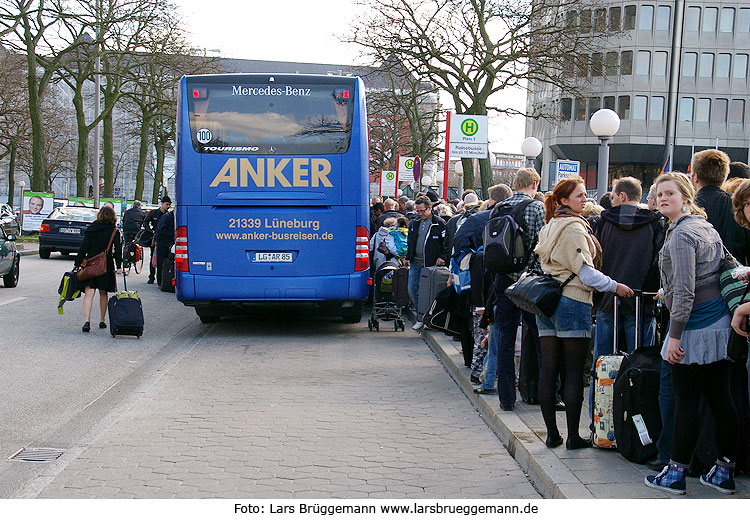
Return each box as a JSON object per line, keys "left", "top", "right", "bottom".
{"left": 496, "top": 192, "right": 546, "bottom": 281}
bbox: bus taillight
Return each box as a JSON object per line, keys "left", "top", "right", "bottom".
{"left": 175, "top": 226, "right": 188, "bottom": 272}
{"left": 355, "top": 226, "right": 369, "bottom": 272}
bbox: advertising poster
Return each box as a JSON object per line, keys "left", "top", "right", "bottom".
{"left": 100, "top": 198, "right": 123, "bottom": 217}
{"left": 68, "top": 198, "right": 95, "bottom": 208}
{"left": 22, "top": 191, "right": 54, "bottom": 232}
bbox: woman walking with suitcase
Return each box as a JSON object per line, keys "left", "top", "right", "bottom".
{"left": 645, "top": 172, "right": 739, "bottom": 495}
{"left": 534, "top": 177, "right": 633, "bottom": 449}
{"left": 74, "top": 206, "right": 122, "bottom": 333}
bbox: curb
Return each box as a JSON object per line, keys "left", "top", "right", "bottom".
{"left": 421, "top": 328, "right": 593, "bottom": 499}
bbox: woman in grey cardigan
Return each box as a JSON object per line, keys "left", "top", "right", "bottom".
{"left": 645, "top": 172, "right": 739, "bottom": 495}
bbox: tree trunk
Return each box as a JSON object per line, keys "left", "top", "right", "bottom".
{"left": 151, "top": 137, "right": 165, "bottom": 204}
{"left": 25, "top": 49, "right": 46, "bottom": 192}
{"left": 6, "top": 143, "right": 16, "bottom": 206}
{"left": 102, "top": 93, "right": 115, "bottom": 198}
{"left": 134, "top": 114, "right": 151, "bottom": 201}
{"left": 73, "top": 91, "right": 89, "bottom": 197}
{"left": 479, "top": 155, "right": 492, "bottom": 196}
{"left": 462, "top": 158, "right": 474, "bottom": 191}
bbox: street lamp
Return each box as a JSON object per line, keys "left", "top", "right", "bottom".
{"left": 589, "top": 109, "right": 621, "bottom": 201}
{"left": 521, "top": 137, "right": 542, "bottom": 168}
{"left": 17, "top": 180, "right": 25, "bottom": 232}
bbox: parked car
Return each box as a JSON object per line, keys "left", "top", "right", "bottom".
{"left": 0, "top": 219, "right": 19, "bottom": 287}
{"left": 38, "top": 206, "right": 98, "bottom": 259}
{"left": 0, "top": 203, "right": 20, "bottom": 237}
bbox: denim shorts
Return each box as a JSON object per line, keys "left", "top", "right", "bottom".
{"left": 536, "top": 295, "right": 592, "bottom": 338}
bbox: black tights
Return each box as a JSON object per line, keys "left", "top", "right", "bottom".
{"left": 539, "top": 336, "right": 589, "bottom": 440}
{"left": 671, "top": 360, "right": 738, "bottom": 465}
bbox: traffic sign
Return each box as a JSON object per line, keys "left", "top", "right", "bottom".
{"left": 413, "top": 156, "right": 421, "bottom": 182}
{"left": 448, "top": 114, "right": 489, "bottom": 158}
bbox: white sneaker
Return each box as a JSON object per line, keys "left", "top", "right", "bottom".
{"left": 412, "top": 321, "right": 424, "bottom": 330}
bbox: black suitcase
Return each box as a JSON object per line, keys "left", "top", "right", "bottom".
{"left": 391, "top": 266, "right": 410, "bottom": 308}
{"left": 160, "top": 254, "right": 175, "bottom": 293}
{"left": 613, "top": 291, "right": 662, "bottom": 464}
{"left": 518, "top": 321, "right": 539, "bottom": 404}
{"left": 108, "top": 273, "right": 144, "bottom": 338}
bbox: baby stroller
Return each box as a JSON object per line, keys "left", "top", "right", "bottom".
{"left": 368, "top": 259, "right": 407, "bottom": 332}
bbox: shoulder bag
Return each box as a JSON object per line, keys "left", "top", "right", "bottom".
{"left": 77, "top": 227, "right": 117, "bottom": 282}
{"left": 505, "top": 268, "right": 576, "bottom": 318}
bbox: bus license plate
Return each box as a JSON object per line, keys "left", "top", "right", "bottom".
{"left": 59, "top": 227, "right": 81, "bottom": 234}
{"left": 253, "top": 252, "right": 293, "bottom": 263}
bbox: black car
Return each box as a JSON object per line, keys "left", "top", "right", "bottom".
{"left": 38, "top": 206, "right": 98, "bottom": 258}
{"left": 0, "top": 216, "right": 19, "bottom": 287}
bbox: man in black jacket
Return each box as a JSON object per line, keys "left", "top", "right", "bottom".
{"left": 693, "top": 149, "right": 746, "bottom": 261}
{"left": 144, "top": 196, "right": 171, "bottom": 283}
{"left": 122, "top": 201, "right": 145, "bottom": 248}
{"left": 155, "top": 209, "right": 175, "bottom": 288}
{"left": 406, "top": 196, "right": 447, "bottom": 329}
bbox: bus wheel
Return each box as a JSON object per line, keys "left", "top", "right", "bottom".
{"left": 196, "top": 307, "right": 220, "bottom": 323}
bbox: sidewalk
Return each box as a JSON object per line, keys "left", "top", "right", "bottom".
{"left": 421, "top": 327, "right": 750, "bottom": 499}
{"left": 17, "top": 243, "right": 39, "bottom": 256}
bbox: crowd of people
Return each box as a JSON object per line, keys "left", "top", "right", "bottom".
{"left": 370, "top": 150, "right": 750, "bottom": 496}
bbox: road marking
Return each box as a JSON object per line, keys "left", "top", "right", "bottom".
{"left": 0, "top": 297, "right": 26, "bottom": 307}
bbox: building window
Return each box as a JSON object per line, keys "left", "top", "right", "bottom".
{"left": 703, "top": 7, "right": 718, "bottom": 32}
{"left": 624, "top": 5, "right": 637, "bottom": 30}
{"left": 580, "top": 9, "right": 592, "bottom": 33}
{"left": 739, "top": 8, "right": 750, "bottom": 32}
{"left": 621, "top": 51, "right": 633, "bottom": 75}
{"left": 605, "top": 52, "right": 619, "bottom": 76}
{"left": 717, "top": 54, "right": 731, "bottom": 78}
{"left": 566, "top": 10, "right": 578, "bottom": 28}
{"left": 639, "top": 5, "right": 654, "bottom": 30}
{"left": 734, "top": 54, "right": 749, "bottom": 79}
{"left": 650, "top": 96, "right": 665, "bottom": 120}
{"left": 683, "top": 53, "right": 697, "bottom": 77}
{"left": 589, "top": 97, "right": 601, "bottom": 119}
{"left": 685, "top": 6, "right": 700, "bottom": 31}
{"left": 604, "top": 96, "right": 616, "bottom": 111}
{"left": 655, "top": 5, "right": 671, "bottom": 31}
{"left": 699, "top": 53, "right": 714, "bottom": 78}
{"left": 730, "top": 99, "right": 745, "bottom": 124}
{"left": 561, "top": 97, "right": 572, "bottom": 120}
{"left": 591, "top": 53, "right": 604, "bottom": 77}
{"left": 696, "top": 98, "right": 711, "bottom": 122}
{"left": 575, "top": 98, "right": 587, "bottom": 121}
{"left": 679, "top": 97, "right": 694, "bottom": 122}
{"left": 713, "top": 99, "right": 728, "bottom": 123}
{"left": 653, "top": 51, "right": 668, "bottom": 76}
{"left": 594, "top": 8, "right": 606, "bottom": 32}
{"left": 577, "top": 54, "right": 589, "bottom": 78}
{"left": 720, "top": 8, "right": 735, "bottom": 33}
{"left": 609, "top": 7, "right": 621, "bottom": 32}
{"left": 636, "top": 51, "right": 650, "bottom": 76}
{"left": 618, "top": 96, "right": 630, "bottom": 120}
{"left": 633, "top": 96, "right": 648, "bottom": 120}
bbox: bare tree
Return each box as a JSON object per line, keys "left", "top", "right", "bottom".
{"left": 0, "top": 49, "right": 31, "bottom": 204}
{"left": 348, "top": 0, "right": 607, "bottom": 193}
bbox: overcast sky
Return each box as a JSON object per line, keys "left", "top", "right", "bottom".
{"left": 173, "top": 0, "right": 526, "bottom": 154}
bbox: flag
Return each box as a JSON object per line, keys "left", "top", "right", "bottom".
{"left": 659, "top": 155, "right": 671, "bottom": 176}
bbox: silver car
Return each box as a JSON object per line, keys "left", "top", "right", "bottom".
{"left": 0, "top": 218, "right": 19, "bottom": 287}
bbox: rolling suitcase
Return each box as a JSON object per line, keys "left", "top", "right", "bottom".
{"left": 417, "top": 265, "right": 450, "bottom": 321}
{"left": 518, "top": 321, "right": 539, "bottom": 404}
{"left": 613, "top": 291, "right": 662, "bottom": 463}
{"left": 391, "top": 266, "right": 410, "bottom": 308}
{"left": 160, "top": 254, "right": 175, "bottom": 293}
{"left": 108, "top": 273, "right": 144, "bottom": 338}
{"left": 592, "top": 294, "right": 626, "bottom": 449}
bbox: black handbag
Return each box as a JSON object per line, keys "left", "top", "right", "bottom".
{"left": 505, "top": 270, "right": 576, "bottom": 318}
{"left": 727, "top": 281, "right": 750, "bottom": 364}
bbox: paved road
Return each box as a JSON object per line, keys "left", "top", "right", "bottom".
{"left": 5, "top": 256, "right": 537, "bottom": 498}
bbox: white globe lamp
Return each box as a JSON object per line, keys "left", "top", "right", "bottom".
{"left": 589, "top": 109, "right": 621, "bottom": 201}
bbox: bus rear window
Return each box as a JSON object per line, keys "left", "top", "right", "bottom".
{"left": 187, "top": 81, "right": 354, "bottom": 155}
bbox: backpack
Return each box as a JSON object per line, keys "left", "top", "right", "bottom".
{"left": 483, "top": 199, "right": 534, "bottom": 274}
{"left": 450, "top": 248, "right": 478, "bottom": 294}
{"left": 389, "top": 227, "right": 408, "bottom": 256}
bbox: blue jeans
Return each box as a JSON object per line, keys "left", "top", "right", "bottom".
{"left": 480, "top": 314, "right": 499, "bottom": 390}
{"left": 656, "top": 360, "right": 674, "bottom": 463}
{"left": 408, "top": 263, "right": 423, "bottom": 318}
{"left": 589, "top": 311, "right": 656, "bottom": 419}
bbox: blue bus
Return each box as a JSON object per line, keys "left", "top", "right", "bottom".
{"left": 175, "top": 74, "right": 370, "bottom": 323}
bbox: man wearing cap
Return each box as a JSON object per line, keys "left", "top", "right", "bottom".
{"left": 144, "top": 196, "right": 172, "bottom": 284}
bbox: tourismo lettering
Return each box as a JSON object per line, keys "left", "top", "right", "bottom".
{"left": 209, "top": 158, "right": 333, "bottom": 188}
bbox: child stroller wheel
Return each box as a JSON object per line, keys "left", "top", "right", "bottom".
{"left": 368, "top": 319, "right": 373, "bottom": 331}
{"left": 394, "top": 320, "right": 399, "bottom": 331}
{"left": 374, "top": 319, "right": 380, "bottom": 331}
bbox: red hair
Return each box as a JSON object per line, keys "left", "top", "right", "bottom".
{"left": 544, "top": 176, "right": 585, "bottom": 222}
